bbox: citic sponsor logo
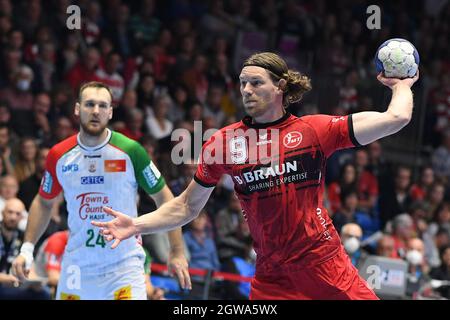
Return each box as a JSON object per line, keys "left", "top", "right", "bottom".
{"left": 105, "top": 159, "right": 126, "bottom": 172}
{"left": 76, "top": 192, "right": 109, "bottom": 220}
{"left": 283, "top": 131, "right": 302, "bottom": 148}
{"left": 62, "top": 164, "right": 79, "bottom": 172}
{"left": 81, "top": 176, "right": 104, "bottom": 185}
{"left": 41, "top": 171, "right": 53, "bottom": 193}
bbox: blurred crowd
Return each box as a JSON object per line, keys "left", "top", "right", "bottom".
{"left": 0, "top": 0, "right": 449, "bottom": 300}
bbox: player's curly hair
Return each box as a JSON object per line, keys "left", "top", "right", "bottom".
{"left": 243, "top": 52, "right": 312, "bottom": 107}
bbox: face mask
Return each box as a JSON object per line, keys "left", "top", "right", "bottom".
{"left": 406, "top": 249, "right": 423, "bottom": 266}
{"left": 17, "top": 79, "right": 30, "bottom": 91}
{"left": 344, "top": 237, "right": 360, "bottom": 254}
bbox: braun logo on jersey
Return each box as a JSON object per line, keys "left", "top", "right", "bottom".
{"left": 233, "top": 152, "right": 323, "bottom": 194}
{"left": 237, "top": 161, "right": 300, "bottom": 183}
{"left": 62, "top": 164, "right": 79, "bottom": 172}
{"left": 283, "top": 131, "right": 303, "bottom": 148}
{"left": 81, "top": 176, "right": 104, "bottom": 185}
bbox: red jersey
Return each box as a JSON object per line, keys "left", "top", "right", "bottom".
{"left": 195, "top": 113, "right": 360, "bottom": 274}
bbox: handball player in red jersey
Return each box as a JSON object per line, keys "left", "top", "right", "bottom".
{"left": 92, "top": 52, "right": 419, "bottom": 299}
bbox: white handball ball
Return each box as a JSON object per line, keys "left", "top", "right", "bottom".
{"left": 374, "top": 38, "right": 420, "bottom": 79}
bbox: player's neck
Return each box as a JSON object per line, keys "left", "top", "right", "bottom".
{"left": 252, "top": 107, "right": 286, "bottom": 124}
{"left": 79, "top": 128, "right": 110, "bottom": 147}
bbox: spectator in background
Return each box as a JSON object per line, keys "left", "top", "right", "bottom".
{"left": 0, "top": 124, "right": 14, "bottom": 176}
{"left": 332, "top": 188, "right": 378, "bottom": 237}
{"left": 145, "top": 95, "right": 173, "bottom": 141}
{"left": 327, "top": 162, "right": 357, "bottom": 214}
{"left": 424, "top": 181, "right": 446, "bottom": 221}
{"left": 13, "top": 137, "right": 38, "bottom": 183}
{"left": 0, "top": 175, "right": 28, "bottom": 231}
{"left": 338, "top": 70, "right": 359, "bottom": 114}
{"left": 32, "top": 41, "right": 57, "bottom": 93}
{"left": 354, "top": 148, "right": 378, "bottom": 214}
{"left": 410, "top": 166, "right": 435, "bottom": 201}
{"left": 215, "top": 193, "right": 248, "bottom": 263}
{"left": 95, "top": 52, "right": 125, "bottom": 106}
{"left": 431, "top": 128, "right": 450, "bottom": 182}
{"left": 0, "top": 65, "right": 34, "bottom": 111}
{"left": 136, "top": 73, "right": 157, "bottom": 110}
{"left": 169, "top": 160, "right": 197, "bottom": 197}
{"left": 405, "top": 237, "right": 431, "bottom": 298}
{"left": 203, "top": 84, "right": 226, "bottom": 127}
{"left": 390, "top": 213, "right": 416, "bottom": 260}
{"left": 18, "top": 146, "right": 49, "bottom": 210}
{"left": 65, "top": 47, "right": 101, "bottom": 92}
{"left": 167, "top": 84, "right": 189, "bottom": 124}
{"left": 0, "top": 47, "right": 21, "bottom": 88}
{"left": 428, "top": 202, "right": 450, "bottom": 238}
{"left": 376, "top": 234, "right": 398, "bottom": 259}
{"left": 430, "top": 245, "right": 450, "bottom": 299}
{"left": 182, "top": 54, "right": 209, "bottom": 103}
{"left": 184, "top": 210, "right": 220, "bottom": 272}
{"left": 46, "top": 116, "right": 75, "bottom": 147}
{"left": 0, "top": 198, "right": 50, "bottom": 299}
{"left": 340, "top": 223, "right": 367, "bottom": 268}
{"left": 379, "top": 166, "right": 413, "bottom": 228}
{"left": 366, "top": 141, "right": 392, "bottom": 188}
{"left": 105, "top": 3, "right": 132, "bottom": 58}
{"left": 129, "top": 0, "right": 161, "bottom": 51}
{"left": 118, "top": 108, "right": 145, "bottom": 141}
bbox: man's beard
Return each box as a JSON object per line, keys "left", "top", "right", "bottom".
{"left": 2, "top": 222, "right": 18, "bottom": 232}
{"left": 80, "top": 120, "right": 107, "bottom": 136}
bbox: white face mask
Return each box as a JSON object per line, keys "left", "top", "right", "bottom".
{"left": 17, "top": 79, "right": 31, "bottom": 91}
{"left": 344, "top": 237, "right": 360, "bottom": 255}
{"left": 406, "top": 249, "right": 423, "bottom": 266}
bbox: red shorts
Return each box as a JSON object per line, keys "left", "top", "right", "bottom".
{"left": 250, "top": 248, "right": 379, "bottom": 300}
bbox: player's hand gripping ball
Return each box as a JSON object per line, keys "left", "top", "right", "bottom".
{"left": 374, "top": 38, "right": 420, "bottom": 79}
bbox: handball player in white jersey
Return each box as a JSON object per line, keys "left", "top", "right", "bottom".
{"left": 12, "top": 82, "right": 191, "bottom": 299}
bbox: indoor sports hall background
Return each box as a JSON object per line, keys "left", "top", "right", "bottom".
{"left": 0, "top": 0, "right": 449, "bottom": 300}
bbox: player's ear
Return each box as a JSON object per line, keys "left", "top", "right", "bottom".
{"left": 74, "top": 102, "right": 80, "bottom": 116}
{"left": 108, "top": 105, "right": 113, "bottom": 120}
{"left": 278, "top": 79, "right": 287, "bottom": 92}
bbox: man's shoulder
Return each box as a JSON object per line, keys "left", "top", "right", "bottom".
{"left": 109, "top": 130, "right": 143, "bottom": 152}
{"left": 48, "top": 134, "right": 79, "bottom": 161}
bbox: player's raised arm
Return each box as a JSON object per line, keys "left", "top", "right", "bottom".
{"left": 92, "top": 180, "right": 215, "bottom": 248}
{"left": 351, "top": 72, "right": 419, "bottom": 146}
{"left": 12, "top": 194, "right": 58, "bottom": 280}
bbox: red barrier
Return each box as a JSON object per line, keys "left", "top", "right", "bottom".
{"left": 151, "top": 263, "right": 253, "bottom": 283}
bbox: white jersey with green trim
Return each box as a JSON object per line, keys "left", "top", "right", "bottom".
{"left": 39, "top": 129, "right": 165, "bottom": 274}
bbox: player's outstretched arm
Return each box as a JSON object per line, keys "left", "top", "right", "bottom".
{"left": 92, "top": 180, "right": 215, "bottom": 249}
{"left": 150, "top": 185, "right": 192, "bottom": 290}
{"left": 351, "top": 71, "right": 419, "bottom": 146}
{"left": 12, "top": 194, "right": 57, "bottom": 280}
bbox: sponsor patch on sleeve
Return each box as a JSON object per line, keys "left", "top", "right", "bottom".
{"left": 41, "top": 171, "right": 53, "bottom": 194}
{"left": 142, "top": 162, "right": 161, "bottom": 188}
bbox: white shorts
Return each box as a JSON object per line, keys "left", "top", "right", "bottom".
{"left": 56, "top": 264, "right": 146, "bottom": 300}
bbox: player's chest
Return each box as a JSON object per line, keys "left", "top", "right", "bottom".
{"left": 56, "top": 149, "right": 134, "bottom": 189}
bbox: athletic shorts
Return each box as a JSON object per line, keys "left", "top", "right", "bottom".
{"left": 249, "top": 247, "right": 379, "bottom": 300}
{"left": 56, "top": 264, "right": 146, "bottom": 300}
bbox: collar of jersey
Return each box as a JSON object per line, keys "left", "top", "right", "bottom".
{"left": 77, "top": 128, "right": 112, "bottom": 151}
{"left": 242, "top": 112, "right": 291, "bottom": 129}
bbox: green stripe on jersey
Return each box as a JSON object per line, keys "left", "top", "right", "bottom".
{"left": 109, "top": 131, "right": 166, "bottom": 194}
